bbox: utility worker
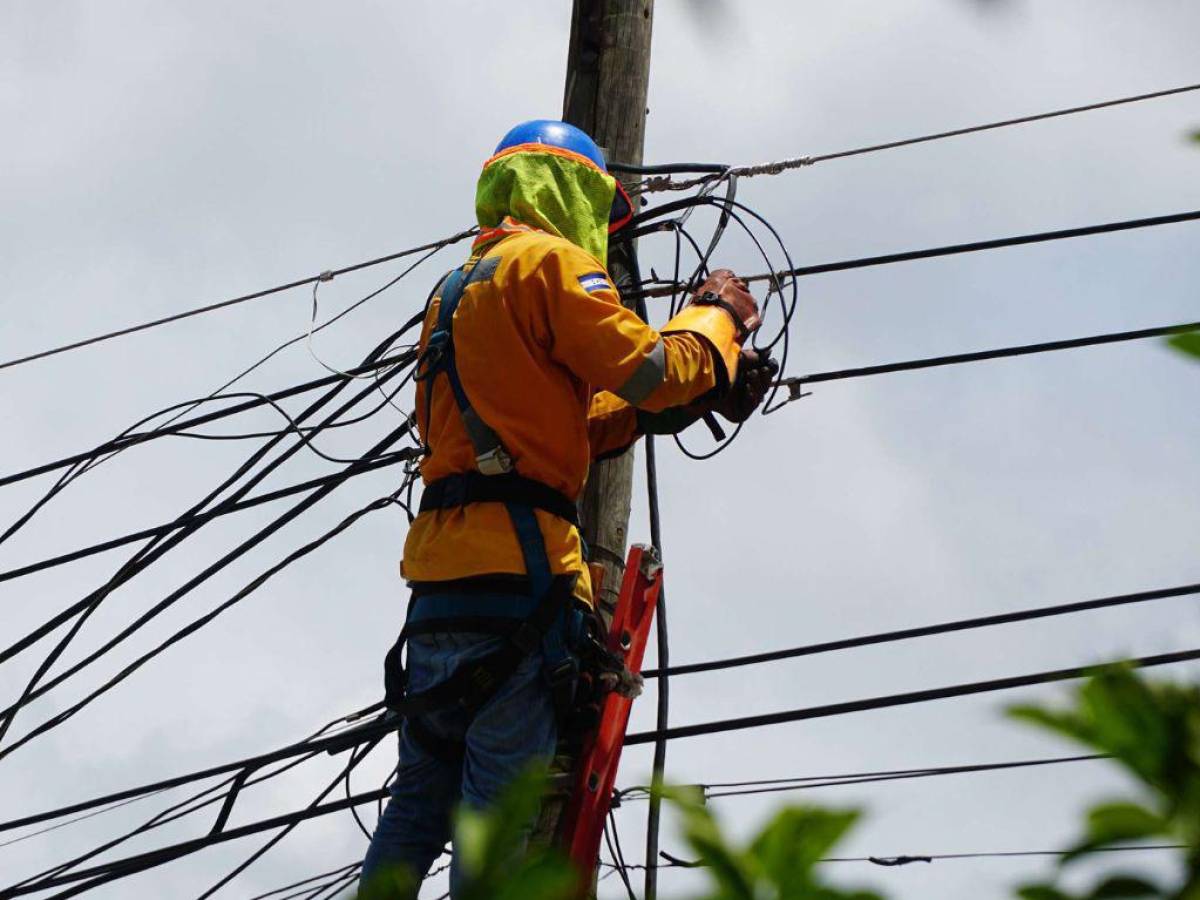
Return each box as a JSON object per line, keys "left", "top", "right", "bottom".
{"left": 359, "top": 120, "right": 776, "bottom": 898}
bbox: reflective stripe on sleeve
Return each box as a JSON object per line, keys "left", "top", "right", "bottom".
{"left": 615, "top": 340, "right": 666, "bottom": 406}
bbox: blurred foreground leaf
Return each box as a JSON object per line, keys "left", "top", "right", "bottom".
{"left": 1010, "top": 666, "right": 1200, "bottom": 898}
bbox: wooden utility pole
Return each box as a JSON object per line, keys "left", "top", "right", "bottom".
{"left": 530, "top": 0, "right": 656, "bottom": 877}
{"left": 563, "top": 0, "right": 655, "bottom": 620}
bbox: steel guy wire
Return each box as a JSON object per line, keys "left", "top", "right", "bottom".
{"left": 628, "top": 81, "right": 1200, "bottom": 194}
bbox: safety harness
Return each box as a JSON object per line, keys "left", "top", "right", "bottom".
{"left": 383, "top": 252, "right": 602, "bottom": 749}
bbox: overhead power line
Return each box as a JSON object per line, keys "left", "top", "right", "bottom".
{"left": 0, "top": 227, "right": 474, "bottom": 374}
{"left": 782, "top": 321, "right": 1200, "bottom": 394}
{"left": 630, "top": 81, "right": 1200, "bottom": 193}
{"left": 0, "top": 455, "right": 414, "bottom": 762}
{"left": 625, "top": 648, "right": 1200, "bottom": 746}
{"left": 0, "top": 349, "right": 416, "bottom": 490}
{"left": 616, "top": 754, "right": 1105, "bottom": 803}
{"left": 18, "top": 650, "right": 1193, "bottom": 837}
{"left": 630, "top": 843, "right": 1189, "bottom": 872}
{"left": 0, "top": 788, "right": 389, "bottom": 899}
{"left": 644, "top": 582, "right": 1200, "bottom": 679}
{"left": 0, "top": 707, "right": 387, "bottom": 835}
{"left": 746, "top": 208, "right": 1200, "bottom": 285}
{"left": 0, "top": 454, "right": 408, "bottom": 585}
{"left": 638, "top": 208, "right": 1200, "bottom": 297}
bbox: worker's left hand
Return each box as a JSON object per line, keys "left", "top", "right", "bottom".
{"left": 713, "top": 348, "right": 779, "bottom": 422}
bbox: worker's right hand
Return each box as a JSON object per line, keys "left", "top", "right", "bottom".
{"left": 686, "top": 269, "right": 762, "bottom": 342}
{"left": 713, "top": 348, "right": 779, "bottom": 422}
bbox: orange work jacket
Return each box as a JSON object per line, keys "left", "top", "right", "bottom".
{"left": 402, "top": 220, "right": 743, "bottom": 606}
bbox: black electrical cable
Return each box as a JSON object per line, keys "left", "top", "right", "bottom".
{"left": 8, "top": 722, "right": 383, "bottom": 897}
{"left": 187, "top": 233, "right": 458, "bottom": 425}
{"left": 243, "top": 868, "right": 360, "bottom": 900}
{"left": 0, "top": 709, "right": 390, "bottom": 835}
{"left": 194, "top": 735, "right": 384, "bottom": 900}
{"left": 10, "top": 749, "right": 326, "bottom": 890}
{"left": 0, "top": 327, "right": 414, "bottom": 689}
{"left": 0, "top": 410, "right": 406, "bottom": 759}
{"left": 615, "top": 754, "right": 1104, "bottom": 803}
{"left": 1, "top": 710, "right": 362, "bottom": 869}
{"left": 306, "top": 868, "right": 364, "bottom": 900}
{"left": 0, "top": 453, "right": 408, "bottom": 584}
{"left": 607, "top": 843, "right": 1189, "bottom": 873}
{"left": 0, "top": 358, "right": 404, "bottom": 746}
{"left": 0, "top": 250, "right": 437, "bottom": 570}
{"left": 632, "top": 207, "right": 1200, "bottom": 296}
{"left": 781, "top": 320, "right": 1200, "bottom": 392}
{"left": 244, "top": 864, "right": 361, "bottom": 900}
{"left": 345, "top": 746, "right": 374, "bottom": 842}
{"left": 0, "top": 788, "right": 391, "bottom": 899}
{"left": 633, "top": 261, "right": 669, "bottom": 900}
{"left": 0, "top": 227, "right": 475, "bottom": 373}
{"left": 0, "top": 348, "right": 416, "bottom": 490}
{"left": 0, "top": 471, "right": 413, "bottom": 762}
{"left": 604, "top": 812, "right": 638, "bottom": 900}
{"left": 643, "top": 582, "right": 1200, "bottom": 679}
{"left": 625, "top": 648, "right": 1200, "bottom": 746}
{"left": 0, "top": 328, "right": 416, "bottom": 555}
{"left": 659, "top": 195, "right": 800, "bottom": 446}
{"left": 712, "top": 208, "right": 1200, "bottom": 292}
{"left": 609, "top": 161, "right": 728, "bottom": 176}
{"left": 630, "top": 81, "right": 1200, "bottom": 192}
{"left": 1, "top": 314, "right": 411, "bottom": 592}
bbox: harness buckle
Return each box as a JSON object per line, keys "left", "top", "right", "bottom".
{"left": 475, "top": 445, "right": 515, "bottom": 476}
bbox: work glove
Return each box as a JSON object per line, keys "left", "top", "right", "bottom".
{"left": 713, "top": 348, "right": 779, "bottom": 423}
{"left": 686, "top": 269, "right": 762, "bottom": 341}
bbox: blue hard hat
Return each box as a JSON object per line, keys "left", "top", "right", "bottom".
{"left": 494, "top": 119, "right": 608, "bottom": 170}
{"left": 492, "top": 119, "right": 633, "bottom": 231}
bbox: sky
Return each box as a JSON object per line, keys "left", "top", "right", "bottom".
{"left": 2, "top": 1, "right": 1199, "bottom": 898}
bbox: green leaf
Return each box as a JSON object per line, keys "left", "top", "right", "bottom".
{"left": 490, "top": 857, "right": 577, "bottom": 900}
{"left": 355, "top": 863, "right": 418, "bottom": 900}
{"left": 656, "top": 784, "right": 757, "bottom": 900}
{"left": 1187, "top": 129, "right": 1200, "bottom": 145}
{"left": 453, "top": 807, "right": 491, "bottom": 876}
{"left": 749, "top": 806, "right": 861, "bottom": 890}
{"left": 1058, "top": 802, "right": 1169, "bottom": 863}
{"left": 1087, "top": 802, "right": 1169, "bottom": 842}
{"left": 1086, "top": 874, "right": 1162, "bottom": 898}
{"left": 1167, "top": 332, "right": 1200, "bottom": 362}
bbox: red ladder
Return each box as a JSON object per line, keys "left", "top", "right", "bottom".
{"left": 561, "top": 543, "right": 662, "bottom": 888}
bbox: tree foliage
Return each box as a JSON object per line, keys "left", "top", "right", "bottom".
{"left": 1009, "top": 666, "right": 1200, "bottom": 900}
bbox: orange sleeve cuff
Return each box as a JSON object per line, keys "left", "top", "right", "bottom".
{"left": 660, "top": 304, "right": 741, "bottom": 386}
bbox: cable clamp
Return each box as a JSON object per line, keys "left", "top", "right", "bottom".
{"left": 318, "top": 270, "right": 334, "bottom": 282}
{"left": 869, "top": 855, "right": 932, "bottom": 867}
{"left": 786, "top": 380, "right": 812, "bottom": 404}
{"left": 771, "top": 378, "right": 812, "bottom": 408}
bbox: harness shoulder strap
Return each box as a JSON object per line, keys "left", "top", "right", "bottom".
{"left": 420, "top": 259, "right": 513, "bottom": 476}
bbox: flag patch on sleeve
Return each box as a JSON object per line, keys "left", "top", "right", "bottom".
{"left": 578, "top": 272, "right": 612, "bottom": 294}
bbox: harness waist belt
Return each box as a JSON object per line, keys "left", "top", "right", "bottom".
{"left": 420, "top": 471, "right": 580, "bottom": 528}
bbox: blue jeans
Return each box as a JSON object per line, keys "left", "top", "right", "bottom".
{"left": 359, "top": 631, "right": 558, "bottom": 898}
